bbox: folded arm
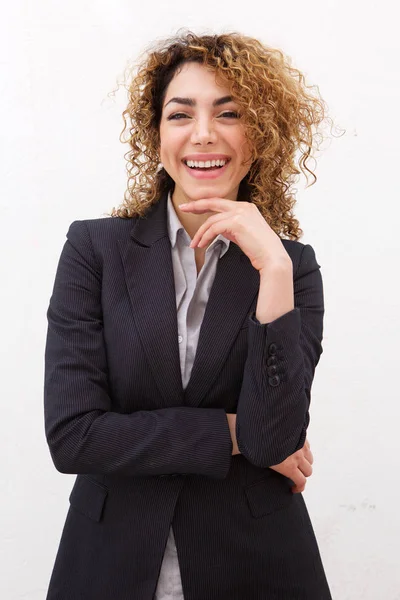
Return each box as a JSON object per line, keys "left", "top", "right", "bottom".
{"left": 235, "top": 243, "right": 324, "bottom": 468}
{"left": 44, "top": 221, "right": 233, "bottom": 479}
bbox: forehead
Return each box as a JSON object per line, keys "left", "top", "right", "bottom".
{"left": 164, "top": 62, "right": 231, "bottom": 101}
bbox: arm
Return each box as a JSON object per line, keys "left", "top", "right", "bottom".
{"left": 44, "top": 221, "right": 233, "bottom": 478}
{"left": 235, "top": 244, "right": 324, "bottom": 468}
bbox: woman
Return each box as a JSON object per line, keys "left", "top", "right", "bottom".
{"left": 44, "top": 31, "right": 332, "bottom": 599}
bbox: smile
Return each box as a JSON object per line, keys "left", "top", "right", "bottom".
{"left": 182, "top": 158, "right": 231, "bottom": 180}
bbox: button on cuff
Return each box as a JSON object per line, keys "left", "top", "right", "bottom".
{"left": 268, "top": 343, "right": 278, "bottom": 355}
{"left": 268, "top": 375, "right": 280, "bottom": 387}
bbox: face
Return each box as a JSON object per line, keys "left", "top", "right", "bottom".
{"left": 159, "top": 61, "right": 252, "bottom": 203}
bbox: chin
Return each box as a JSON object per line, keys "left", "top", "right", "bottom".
{"left": 182, "top": 183, "right": 233, "bottom": 201}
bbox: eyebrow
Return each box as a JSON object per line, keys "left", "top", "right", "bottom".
{"left": 164, "top": 95, "right": 234, "bottom": 109}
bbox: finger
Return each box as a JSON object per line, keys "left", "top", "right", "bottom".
{"left": 190, "top": 212, "right": 234, "bottom": 248}
{"left": 179, "top": 198, "right": 234, "bottom": 214}
{"left": 291, "top": 471, "right": 307, "bottom": 494}
{"left": 299, "top": 456, "right": 313, "bottom": 477}
{"left": 303, "top": 446, "right": 314, "bottom": 465}
{"left": 195, "top": 217, "right": 235, "bottom": 248}
{"left": 292, "top": 482, "right": 306, "bottom": 494}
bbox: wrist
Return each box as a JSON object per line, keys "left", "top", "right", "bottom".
{"left": 227, "top": 414, "right": 240, "bottom": 455}
{"left": 259, "top": 256, "right": 292, "bottom": 277}
{"left": 256, "top": 263, "right": 294, "bottom": 324}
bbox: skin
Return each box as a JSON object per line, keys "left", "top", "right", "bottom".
{"left": 159, "top": 61, "right": 253, "bottom": 243}
{"left": 158, "top": 61, "right": 313, "bottom": 494}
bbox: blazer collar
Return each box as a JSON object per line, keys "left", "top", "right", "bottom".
{"left": 129, "top": 187, "right": 171, "bottom": 246}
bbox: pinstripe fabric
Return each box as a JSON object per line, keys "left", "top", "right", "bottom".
{"left": 155, "top": 191, "right": 230, "bottom": 599}
{"left": 44, "top": 188, "right": 332, "bottom": 599}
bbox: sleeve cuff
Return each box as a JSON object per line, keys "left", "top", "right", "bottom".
{"left": 248, "top": 307, "right": 300, "bottom": 328}
{"left": 246, "top": 308, "right": 302, "bottom": 364}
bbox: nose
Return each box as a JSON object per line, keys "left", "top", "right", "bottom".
{"left": 190, "top": 116, "right": 218, "bottom": 145}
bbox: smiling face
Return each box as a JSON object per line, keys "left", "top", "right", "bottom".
{"left": 159, "top": 61, "right": 253, "bottom": 204}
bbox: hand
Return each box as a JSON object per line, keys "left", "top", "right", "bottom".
{"left": 269, "top": 438, "right": 314, "bottom": 494}
{"left": 179, "top": 198, "right": 290, "bottom": 272}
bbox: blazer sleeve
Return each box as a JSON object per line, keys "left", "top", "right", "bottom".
{"left": 235, "top": 243, "right": 324, "bottom": 468}
{"left": 44, "top": 220, "right": 233, "bottom": 479}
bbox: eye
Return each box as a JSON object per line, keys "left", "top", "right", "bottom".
{"left": 219, "top": 111, "right": 240, "bottom": 118}
{"left": 167, "top": 113, "right": 188, "bottom": 120}
{"left": 166, "top": 111, "right": 240, "bottom": 121}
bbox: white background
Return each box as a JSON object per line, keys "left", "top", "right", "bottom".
{"left": 1, "top": 1, "right": 399, "bottom": 598}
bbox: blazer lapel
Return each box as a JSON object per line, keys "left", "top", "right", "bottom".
{"left": 184, "top": 243, "right": 259, "bottom": 407}
{"left": 118, "top": 189, "right": 260, "bottom": 410}
{"left": 118, "top": 189, "right": 184, "bottom": 409}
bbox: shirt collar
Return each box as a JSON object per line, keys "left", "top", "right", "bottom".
{"left": 166, "top": 190, "right": 230, "bottom": 258}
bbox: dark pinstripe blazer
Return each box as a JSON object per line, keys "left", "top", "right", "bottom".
{"left": 44, "top": 188, "right": 332, "bottom": 599}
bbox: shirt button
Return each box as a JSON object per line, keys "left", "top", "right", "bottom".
{"left": 178, "top": 335, "right": 183, "bottom": 344}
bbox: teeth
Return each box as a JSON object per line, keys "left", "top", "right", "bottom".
{"left": 185, "top": 159, "right": 227, "bottom": 168}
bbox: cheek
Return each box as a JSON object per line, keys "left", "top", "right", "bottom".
{"left": 160, "top": 133, "right": 183, "bottom": 161}
{"left": 227, "top": 129, "right": 249, "bottom": 157}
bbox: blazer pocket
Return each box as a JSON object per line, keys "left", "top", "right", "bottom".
{"left": 69, "top": 475, "right": 108, "bottom": 523}
{"left": 244, "top": 472, "right": 293, "bottom": 519}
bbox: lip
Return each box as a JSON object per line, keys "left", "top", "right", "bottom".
{"left": 182, "top": 159, "right": 230, "bottom": 179}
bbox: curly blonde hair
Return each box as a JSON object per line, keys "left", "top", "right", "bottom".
{"left": 110, "top": 29, "right": 335, "bottom": 240}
